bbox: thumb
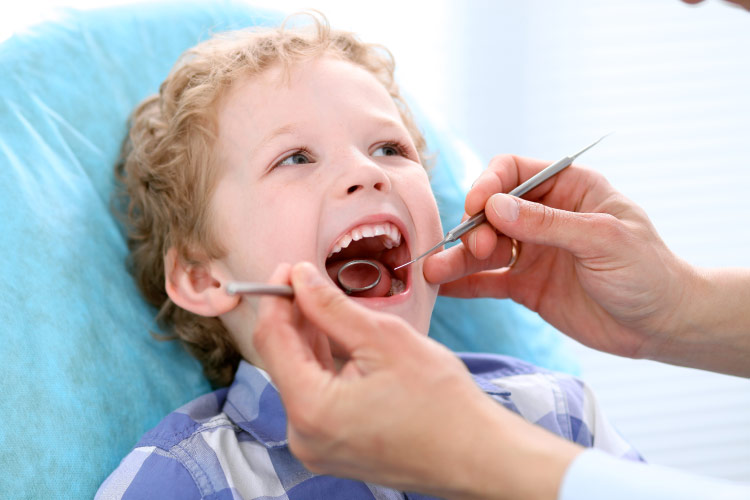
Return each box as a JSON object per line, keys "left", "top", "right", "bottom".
{"left": 486, "top": 193, "right": 610, "bottom": 256}
{"left": 290, "top": 262, "right": 391, "bottom": 354}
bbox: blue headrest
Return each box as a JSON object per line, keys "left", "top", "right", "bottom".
{"left": 0, "top": 2, "right": 575, "bottom": 496}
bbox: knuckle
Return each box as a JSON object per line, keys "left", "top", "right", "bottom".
{"left": 481, "top": 154, "right": 515, "bottom": 185}
{"left": 364, "top": 315, "right": 395, "bottom": 339}
{"left": 592, "top": 212, "right": 621, "bottom": 235}
{"left": 290, "top": 404, "right": 324, "bottom": 438}
{"left": 302, "top": 456, "right": 326, "bottom": 475}
{"left": 288, "top": 437, "right": 326, "bottom": 474}
{"left": 583, "top": 167, "right": 613, "bottom": 192}
{"left": 528, "top": 201, "right": 558, "bottom": 232}
{"left": 589, "top": 213, "right": 628, "bottom": 246}
{"left": 488, "top": 153, "right": 514, "bottom": 171}
{"left": 469, "top": 275, "right": 483, "bottom": 299}
{"left": 363, "top": 312, "right": 398, "bottom": 342}
{"left": 379, "top": 313, "right": 409, "bottom": 332}
{"left": 315, "top": 285, "right": 348, "bottom": 312}
{"left": 587, "top": 168, "right": 609, "bottom": 185}
{"left": 372, "top": 315, "right": 411, "bottom": 345}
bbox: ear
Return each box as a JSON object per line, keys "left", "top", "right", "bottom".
{"left": 164, "top": 247, "right": 239, "bottom": 317}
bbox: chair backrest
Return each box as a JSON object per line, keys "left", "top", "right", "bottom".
{"left": 0, "top": 2, "right": 576, "bottom": 497}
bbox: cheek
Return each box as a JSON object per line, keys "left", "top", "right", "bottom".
{"left": 215, "top": 186, "right": 320, "bottom": 281}
{"left": 241, "top": 216, "right": 319, "bottom": 278}
{"left": 259, "top": 194, "right": 319, "bottom": 251}
{"left": 402, "top": 171, "right": 441, "bottom": 312}
{"left": 409, "top": 174, "right": 443, "bottom": 242}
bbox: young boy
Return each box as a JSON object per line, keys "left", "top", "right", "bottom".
{"left": 97, "top": 15, "right": 641, "bottom": 500}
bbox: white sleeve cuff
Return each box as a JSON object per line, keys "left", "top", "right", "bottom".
{"left": 559, "top": 449, "right": 750, "bottom": 500}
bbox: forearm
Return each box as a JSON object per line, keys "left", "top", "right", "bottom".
{"left": 654, "top": 266, "right": 750, "bottom": 377}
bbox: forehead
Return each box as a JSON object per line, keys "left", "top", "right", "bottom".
{"left": 215, "top": 56, "right": 403, "bottom": 136}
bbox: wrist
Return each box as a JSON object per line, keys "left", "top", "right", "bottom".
{"left": 447, "top": 397, "right": 583, "bottom": 500}
{"left": 630, "top": 253, "right": 701, "bottom": 361}
{"left": 647, "top": 266, "right": 750, "bottom": 376}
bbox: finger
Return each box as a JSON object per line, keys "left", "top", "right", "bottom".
{"left": 423, "top": 236, "right": 515, "bottom": 285}
{"left": 456, "top": 209, "right": 499, "bottom": 261}
{"left": 253, "top": 263, "right": 328, "bottom": 393}
{"left": 290, "top": 262, "right": 397, "bottom": 355}
{"left": 466, "top": 155, "right": 552, "bottom": 216}
{"left": 436, "top": 269, "right": 511, "bottom": 299}
{"left": 255, "top": 263, "right": 294, "bottom": 327}
{"left": 463, "top": 222, "right": 498, "bottom": 261}
{"left": 485, "top": 193, "right": 613, "bottom": 257}
{"left": 308, "top": 324, "right": 336, "bottom": 372}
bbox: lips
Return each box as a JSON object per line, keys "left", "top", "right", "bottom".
{"left": 324, "top": 218, "right": 411, "bottom": 298}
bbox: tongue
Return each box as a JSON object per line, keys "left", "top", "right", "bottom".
{"left": 325, "top": 259, "right": 393, "bottom": 297}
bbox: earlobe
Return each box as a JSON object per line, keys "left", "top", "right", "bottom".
{"left": 164, "top": 248, "right": 239, "bottom": 317}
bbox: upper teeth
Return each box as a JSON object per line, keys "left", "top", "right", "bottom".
{"left": 328, "top": 222, "right": 402, "bottom": 257}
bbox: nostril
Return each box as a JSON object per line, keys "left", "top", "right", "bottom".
{"left": 347, "top": 181, "right": 386, "bottom": 195}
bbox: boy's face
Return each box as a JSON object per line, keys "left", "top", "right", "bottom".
{"left": 210, "top": 56, "right": 443, "bottom": 350}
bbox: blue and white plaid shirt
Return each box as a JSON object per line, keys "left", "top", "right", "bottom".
{"left": 97, "top": 353, "right": 642, "bottom": 500}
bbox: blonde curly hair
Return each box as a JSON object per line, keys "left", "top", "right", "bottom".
{"left": 115, "top": 14, "right": 427, "bottom": 387}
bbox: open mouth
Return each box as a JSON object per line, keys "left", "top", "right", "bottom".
{"left": 325, "top": 221, "right": 410, "bottom": 298}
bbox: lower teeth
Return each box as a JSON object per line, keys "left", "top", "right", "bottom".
{"left": 386, "top": 278, "right": 406, "bottom": 297}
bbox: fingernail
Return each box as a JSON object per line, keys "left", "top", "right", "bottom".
{"left": 297, "top": 262, "right": 327, "bottom": 287}
{"left": 490, "top": 194, "right": 519, "bottom": 222}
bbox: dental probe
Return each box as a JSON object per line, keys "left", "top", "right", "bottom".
{"left": 393, "top": 134, "right": 611, "bottom": 271}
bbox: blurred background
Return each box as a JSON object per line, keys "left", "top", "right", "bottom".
{"left": 4, "top": 0, "right": 749, "bottom": 482}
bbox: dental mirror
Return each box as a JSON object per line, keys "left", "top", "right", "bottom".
{"left": 335, "top": 259, "right": 382, "bottom": 295}
{"left": 225, "top": 259, "right": 382, "bottom": 297}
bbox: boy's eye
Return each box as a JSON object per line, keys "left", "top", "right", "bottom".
{"left": 372, "top": 144, "right": 402, "bottom": 157}
{"left": 278, "top": 151, "right": 311, "bottom": 166}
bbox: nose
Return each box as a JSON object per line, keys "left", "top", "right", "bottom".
{"left": 336, "top": 154, "right": 392, "bottom": 198}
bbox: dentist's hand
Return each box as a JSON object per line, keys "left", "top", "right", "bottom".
{"left": 423, "top": 155, "right": 695, "bottom": 364}
{"left": 252, "top": 262, "right": 580, "bottom": 500}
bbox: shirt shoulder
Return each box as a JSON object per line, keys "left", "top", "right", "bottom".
{"left": 96, "top": 445, "right": 202, "bottom": 500}
{"left": 96, "top": 388, "right": 235, "bottom": 500}
{"left": 458, "top": 352, "right": 642, "bottom": 461}
{"left": 135, "top": 388, "right": 231, "bottom": 450}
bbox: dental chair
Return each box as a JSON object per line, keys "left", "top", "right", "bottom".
{"left": 0, "top": 2, "right": 576, "bottom": 497}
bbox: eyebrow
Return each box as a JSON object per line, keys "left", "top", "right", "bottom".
{"left": 370, "top": 116, "right": 410, "bottom": 136}
{"left": 254, "top": 114, "right": 410, "bottom": 156}
{"left": 254, "top": 123, "right": 301, "bottom": 152}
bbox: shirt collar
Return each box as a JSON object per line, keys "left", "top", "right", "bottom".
{"left": 223, "top": 360, "right": 289, "bottom": 448}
